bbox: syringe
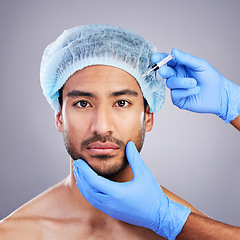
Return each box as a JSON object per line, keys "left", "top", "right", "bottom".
{"left": 142, "top": 54, "right": 175, "bottom": 78}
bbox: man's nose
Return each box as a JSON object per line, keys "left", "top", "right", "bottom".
{"left": 90, "top": 106, "right": 114, "bottom": 135}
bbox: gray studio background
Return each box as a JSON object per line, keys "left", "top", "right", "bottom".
{"left": 0, "top": 0, "right": 239, "bottom": 226}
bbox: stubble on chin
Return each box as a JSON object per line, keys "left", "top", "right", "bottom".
{"left": 89, "top": 154, "right": 129, "bottom": 178}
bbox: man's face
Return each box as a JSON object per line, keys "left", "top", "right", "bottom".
{"left": 56, "top": 65, "right": 153, "bottom": 178}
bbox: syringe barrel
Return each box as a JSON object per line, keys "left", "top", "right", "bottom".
{"left": 157, "top": 54, "right": 175, "bottom": 67}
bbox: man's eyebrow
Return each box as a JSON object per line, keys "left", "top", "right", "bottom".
{"left": 66, "top": 90, "right": 96, "bottom": 98}
{"left": 110, "top": 89, "right": 139, "bottom": 97}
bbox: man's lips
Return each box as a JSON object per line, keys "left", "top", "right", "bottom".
{"left": 86, "top": 142, "right": 120, "bottom": 155}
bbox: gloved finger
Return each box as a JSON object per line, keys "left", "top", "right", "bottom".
{"left": 158, "top": 65, "right": 177, "bottom": 79}
{"left": 151, "top": 52, "right": 177, "bottom": 68}
{"left": 74, "top": 165, "right": 109, "bottom": 209}
{"left": 151, "top": 53, "right": 168, "bottom": 64}
{"left": 172, "top": 48, "right": 206, "bottom": 70}
{"left": 78, "top": 182, "right": 105, "bottom": 211}
{"left": 74, "top": 165, "right": 105, "bottom": 196}
{"left": 73, "top": 159, "right": 116, "bottom": 195}
{"left": 171, "top": 87, "right": 201, "bottom": 100}
{"left": 126, "top": 141, "right": 148, "bottom": 179}
{"left": 166, "top": 77, "right": 197, "bottom": 89}
{"left": 78, "top": 168, "right": 109, "bottom": 202}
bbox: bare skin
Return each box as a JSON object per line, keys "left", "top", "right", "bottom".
{"left": 231, "top": 113, "right": 240, "bottom": 131}
{"left": 0, "top": 162, "right": 203, "bottom": 240}
{"left": 177, "top": 212, "right": 240, "bottom": 240}
{"left": 0, "top": 66, "right": 204, "bottom": 239}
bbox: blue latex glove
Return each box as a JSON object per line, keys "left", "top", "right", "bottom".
{"left": 151, "top": 48, "right": 240, "bottom": 123}
{"left": 73, "top": 141, "right": 191, "bottom": 240}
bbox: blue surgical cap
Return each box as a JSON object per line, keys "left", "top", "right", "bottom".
{"left": 40, "top": 24, "right": 165, "bottom": 114}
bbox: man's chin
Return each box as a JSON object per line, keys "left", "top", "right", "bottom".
{"left": 71, "top": 151, "right": 128, "bottom": 179}
{"left": 86, "top": 157, "right": 129, "bottom": 179}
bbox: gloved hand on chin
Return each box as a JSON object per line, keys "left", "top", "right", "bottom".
{"left": 73, "top": 141, "right": 191, "bottom": 240}
{"left": 151, "top": 48, "right": 240, "bottom": 123}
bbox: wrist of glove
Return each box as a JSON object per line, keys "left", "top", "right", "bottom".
{"left": 154, "top": 196, "right": 191, "bottom": 240}
{"left": 217, "top": 78, "right": 240, "bottom": 123}
{"left": 73, "top": 141, "right": 191, "bottom": 240}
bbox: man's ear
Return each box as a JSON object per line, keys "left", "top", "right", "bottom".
{"left": 56, "top": 110, "right": 63, "bottom": 133}
{"left": 145, "top": 105, "right": 154, "bottom": 132}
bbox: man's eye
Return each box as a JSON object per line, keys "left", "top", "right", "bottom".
{"left": 115, "top": 100, "right": 130, "bottom": 107}
{"left": 75, "top": 100, "right": 90, "bottom": 108}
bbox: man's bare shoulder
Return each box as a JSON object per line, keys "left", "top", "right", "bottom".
{"left": 0, "top": 177, "right": 72, "bottom": 239}
{"left": 0, "top": 215, "right": 42, "bottom": 239}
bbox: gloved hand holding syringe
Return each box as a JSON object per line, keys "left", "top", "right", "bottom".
{"left": 151, "top": 48, "right": 240, "bottom": 123}
{"left": 142, "top": 53, "right": 175, "bottom": 78}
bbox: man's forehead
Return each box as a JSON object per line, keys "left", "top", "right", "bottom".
{"left": 63, "top": 65, "right": 143, "bottom": 97}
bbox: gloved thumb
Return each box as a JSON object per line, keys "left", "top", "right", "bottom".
{"left": 172, "top": 48, "right": 204, "bottom": 70}
{"left": 126, "top": 141, "right": 146, "bottom": 179}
